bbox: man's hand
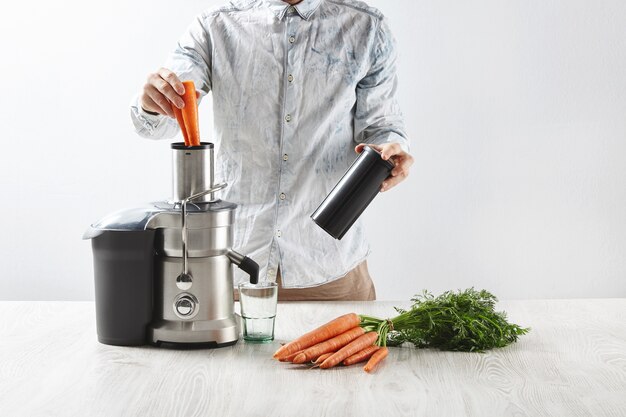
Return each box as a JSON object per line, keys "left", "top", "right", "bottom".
{"left": 140, "top": 68, "right": 186, "bottom": 118}
{"left": 355, "top": 143, "right": 414, "bottom": 192}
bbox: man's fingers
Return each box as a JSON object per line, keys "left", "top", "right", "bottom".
{"left": 141, "top": 95, "right": 170, "bottom": 118}
{"left": 383, "top": 151, "right": 413, "bottom": 192}
{"left": 158, "top": 68, "right": 185, "bottom": 95}
{"left": 153, "top": 77, "right": 185, "bottom": 109}
{"left": 351, "top": 143, "right": 413, "bottom": 191}
{"left": 354, "top": 143, "right": 413, "bottom": 191}
{"left": 381, "top": 171, "right": 408, "bottom": 192}
{"left": 149, "top": 72, "right": 183, "bottom": 108}
{"left": 145, "top": 85, "right": 175, "bottom": 118}
{"left": 391, "top": 155, "right": 414, "bottom": 176}
{"left": 380, "top": 143, "right": 402, "bottom": 160}
{"left": 391, "top": 166, "right": 410, "bottom": 178}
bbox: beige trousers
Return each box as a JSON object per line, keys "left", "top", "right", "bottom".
{"left": 234, "top": 261, "right": 376, "bottom": 301}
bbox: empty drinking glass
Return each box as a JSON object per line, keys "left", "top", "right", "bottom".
{"left": 238, "top": 282, "right": 278, "bottom": 343}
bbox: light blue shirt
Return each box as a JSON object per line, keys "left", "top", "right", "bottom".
{"left": 130, "top": 0, "right": 409, "bottom": 288}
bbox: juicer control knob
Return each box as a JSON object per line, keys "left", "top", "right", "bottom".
{"left": 173, "top": 294, "right": 199, "bottom": 319}
{"left": 176, "top": 298, "right": 193, "bottom": 316}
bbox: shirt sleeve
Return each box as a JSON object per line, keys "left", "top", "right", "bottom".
{"left": 130, "top": 15, "right": 213, "bottom": 139}
{"left": 353, "top": 17, "right": 410, "bottom": 153}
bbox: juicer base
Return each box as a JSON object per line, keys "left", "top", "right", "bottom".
{"left": 152, "top": 339, "right": 238, "bottom": 349}
{"left": 147, "top": 316, "right": 240, "bottom": 347}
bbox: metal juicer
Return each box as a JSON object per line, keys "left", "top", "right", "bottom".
{"left": 84, "top": 142, "right": 258, "bottom": 348}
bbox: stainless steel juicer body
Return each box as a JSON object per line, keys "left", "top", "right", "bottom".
{"left": 145, "top": 200, "right": 249, "bottom": 347}
{"left": 84, "top": 142, "right": 258, "bottom": 348}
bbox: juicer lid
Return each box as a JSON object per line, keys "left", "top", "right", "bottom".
{"left": 82, "top": 204, "right": 165, "bottom": 239}
{"left": 83, "top": 200, "right": 238, "bottom": 239}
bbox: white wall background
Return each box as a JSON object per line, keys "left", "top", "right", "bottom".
{"left": 0, "top": 0, "right": 625, "bottom": 301}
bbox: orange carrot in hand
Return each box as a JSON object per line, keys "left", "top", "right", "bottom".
{"left": 292, "top": 327, "right": 365, "bottom": 364}
{"left": 343, "top": 345, "right": 380, "bottom": 366}
{"left": 363, "top": 347, "right": 388, "bottom": 373}
{"left": 172, "top": 105, "right": 190, "bottom": 146}
{"left": 319, "top": 332, "right": 378, "bottom": 369}
{"left": 181, "top": 80, "right": 200, "bottom": 146}
{"left": 273, "top": 313, "right": 361, "bottom": 360}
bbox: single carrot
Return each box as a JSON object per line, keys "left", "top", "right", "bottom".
{"left": 313, "top": 352, "right": 335, "bottom": 365}
{"left": 292, "top": 327, "right": 365, "bottom": 364}
{"left": 279, "top": 350, "right": 304, "bottom": 363}
{"left": 310, "top": 352, "right": 336, "bottom": 369}
{"left": 319, "top": 332, "right": 378, "bottom": 369}
{"left": 343, "top": 345, "right": 380, "bottom": 366}
{"left": 363, "top": 347, "right": 389, "bottom": 373}
{"left": 172, "top": 105, "right": 190, "bottom": 146}
{"left": 180, "top": 80, "right": 200, "bottom": 146}
{"left": 273, "top": 313, "right": 360, "bottom": 360}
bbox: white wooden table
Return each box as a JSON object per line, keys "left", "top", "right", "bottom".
{"left": 0, "top": 299, "right": 625, "bottom": 417}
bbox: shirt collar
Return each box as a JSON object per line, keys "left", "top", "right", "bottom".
{"left": 263, "top": 0, "right": 323, "bottom": 21}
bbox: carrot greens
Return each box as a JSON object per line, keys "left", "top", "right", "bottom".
{"left": 359, "top": 288, "right": 529, "bottom": 352}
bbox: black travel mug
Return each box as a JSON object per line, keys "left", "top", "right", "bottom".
{"left": 311, "top": 145, "right": 394, "bottom": 240}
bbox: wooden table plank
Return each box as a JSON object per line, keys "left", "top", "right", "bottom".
{"left": 0, "top": 300, "right": 625, "bottom": 417}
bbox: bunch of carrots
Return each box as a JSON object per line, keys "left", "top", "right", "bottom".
{"left": 273, "top": 289, "right": 529, "bottom": 373}
{"left": 172, "top": 80, "right": 201, "bottom": 147}
{"left": 273, "top": 313, "right": 388, "bottom": 373}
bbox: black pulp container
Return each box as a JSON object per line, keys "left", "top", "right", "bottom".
{"left": 311, "top": 146, "right": 394, "bottom": 240}
{"left": 91, "top": 230, "right": 156, "bottom": 346}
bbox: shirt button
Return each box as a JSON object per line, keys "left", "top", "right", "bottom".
{"left": 283, "top": 154, "right": 288, "bottom": 161}
{"left": 276, "top": 230, "right": 282, "bottom": 238}
{"left": 288, "top": 6, "right": 295, "bottom": 12}
{"left": 289, "top": 36, "right": 295, "bottom": 44}
{"left": 267, "top": 269, "right": 276, "bottom": 278}
{"left": 287, "top": 74, "right": 294, "bottom": 83}
{"left": 285, "top": 114, "right": 292, "bottom": 122}
{"left": 279, "top": 193, "right": 286, "bottom": 200}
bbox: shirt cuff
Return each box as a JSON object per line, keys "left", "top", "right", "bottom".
{"left": 130, "top": 95, "right": 165, "bottom": 135}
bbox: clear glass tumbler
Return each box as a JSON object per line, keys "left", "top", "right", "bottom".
{"left": 238, "top": 282, "right": 278, "bottom": 343}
